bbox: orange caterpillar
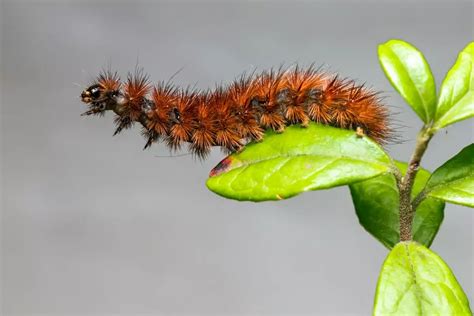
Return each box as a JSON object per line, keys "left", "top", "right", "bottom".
{"left": 80, "top": 66, "right": 392, "bottom": 158}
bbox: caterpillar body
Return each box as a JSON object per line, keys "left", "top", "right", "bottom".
{"left": 80, "top": 66, "right": 392, "bottom": 158}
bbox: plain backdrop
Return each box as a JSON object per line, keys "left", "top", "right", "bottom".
{"left": 1, "top": 0, "right": 473, "bottom": 315}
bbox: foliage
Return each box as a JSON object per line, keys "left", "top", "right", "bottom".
{"left": 207, "top": 124, "right": 392, "bottom": 201}
{"left": 350, "top": 161, "right": 444, "bottom": 249}
{"left": 374, "top": 241, "right": 471, "bottom": 315}
{"left": 207, "top": 39, "right": 473, "bottom": 314}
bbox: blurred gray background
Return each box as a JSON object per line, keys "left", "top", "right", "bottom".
{"left": 1, "top": 0, "right": 473, "bottom": 315}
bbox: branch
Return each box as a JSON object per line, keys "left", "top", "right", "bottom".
{"left": 412, "top": 189, "right": 427, "bottom": 211}
{"left": 398, "top": 126, "right": 434, "bottom": 241}
{"left": 391, "top": 164, "right": 403, "bottom": 190}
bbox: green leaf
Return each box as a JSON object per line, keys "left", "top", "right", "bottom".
{"left": 350, "top": 162, "right": 444, "bottom": 249}
{"left": 433, "top": 42, "right": 474, "bottom": 130}
{"left": 378, "top": 39, "right": 437, "bottom": 123}
{"left": 424, "top": 144, "right": 474, "bottom": 207}
{"left": 206, "top": 123, "right": 392, "bottom": 201}
{"left": 374, "top": 241, "right": 472, "bottom": 315}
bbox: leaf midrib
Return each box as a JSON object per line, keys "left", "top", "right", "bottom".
{"left": 402, "top": 243, "right": 470, "bottom": 314}
{"left": 435, "top": 50, "right": 474, "bottom": 126}
{"left": 426, "top": 172, "right": 474, "bottom": 196}
{"left": 389, "top": 49, "right": 432, "bottom": 121}
{"left": 224, "top": 152, "right": 390, "bottom": 174}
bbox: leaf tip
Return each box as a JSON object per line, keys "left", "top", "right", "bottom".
{"left": 378, "top": 38, "right": 415, "bottom": 54}
{"left": 463, "top": 41, "right": 474, "bottom": 55}
{"left": 209, "top": 156, "right": 236, "bottom": 177}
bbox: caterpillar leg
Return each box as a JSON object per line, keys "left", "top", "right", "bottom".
{"left": 113, "top": 116, "right": 132, "bottom": 136}
{"left": 275, "top": 125, "right": 286, "bottom": 133}
{"left": 356, "top": 126, "right": 366, "bottom": 138}
{"left": 300, "top": 116, "right": 310, "bottom": 128}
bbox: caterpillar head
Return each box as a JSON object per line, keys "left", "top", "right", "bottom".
{"left": 81, "top": 84, "right": 105, "bottom": 104}
{"left": 81, "top": 70, "right": 122, "bottom": 116}
{"left": 80, "top": 84, "right": 110, "bottom": 115}
{"left": 80, "top": 83, "right": 122, "bottom": 116}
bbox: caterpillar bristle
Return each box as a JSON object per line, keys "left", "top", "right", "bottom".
{"left": 165, "top": 89, "right": 197, "bottom": 151}
{"left": 80, "top": 65, "right": 394, "bottom": 159}
{"left": 142, "top": 127, "right": 159, "bottom": 150}
{"left": 113, "top": 115, "right": 132, "bottom": 136}
{"left": 122, "top": 68, "right": 151, "bottom": 123}
{"left": 98, "top": 69, "right": 121, "bottom": 91}
{"left": 189, "top": 95, "right": 215, "bottom": 158}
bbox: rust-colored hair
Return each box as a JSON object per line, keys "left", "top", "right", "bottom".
{"left": 80, "top": 65, "right": 392, "bottom": 158}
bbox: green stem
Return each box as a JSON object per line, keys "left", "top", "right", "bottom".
{"left": 411, "top": 190, "right": 427, "bottom": 211}
{"left": 399, "top": 126, "right": 434, "bottom": 241}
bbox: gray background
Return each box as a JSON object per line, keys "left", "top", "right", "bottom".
{"left": 1, "top": 0, "right": 473, "bottom": 315}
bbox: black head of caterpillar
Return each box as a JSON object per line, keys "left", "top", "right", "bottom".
{"left": 81, "top": 84, "right": 109, "bottom": 115}
{"left": 79, "top": 66, "right": 393, "bottom": 157}
{"left": 81, "top": 70, "right": 122, "bottom": 116}
{"left": 81, "top": 84, "right": 101, "bottom": 103}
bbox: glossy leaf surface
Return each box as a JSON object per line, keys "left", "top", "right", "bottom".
{"left": 378, "top": 39, "right": 437, "bottom": 123}
{"left": 425, "top": 144, "right": 474, "bottom": 207}
{"left": 374, "top": 241, "right": 471, "bottom": 315}
{"left": 207, "top": 124, "right": 392, "bottom": 201}
{"left": 434, "top": 42, "right": 474, "bottom": 129}
{"left": 350, "top": 162, "right": 444, "bottom": 248}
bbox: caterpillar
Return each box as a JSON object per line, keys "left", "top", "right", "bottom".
{"left": 80, "top": 65, "right": 392, "bottom": 158}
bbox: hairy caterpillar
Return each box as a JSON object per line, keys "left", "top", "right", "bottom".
{"left": 80, "top": 66, "right": 392, "bottom": 158}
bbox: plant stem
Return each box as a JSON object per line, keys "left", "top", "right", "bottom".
{"left": 411, "top": 189, "right": 427, "bottom": 211}
{"left": 398, "top": 126, "right": 434, "bottom": 241}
